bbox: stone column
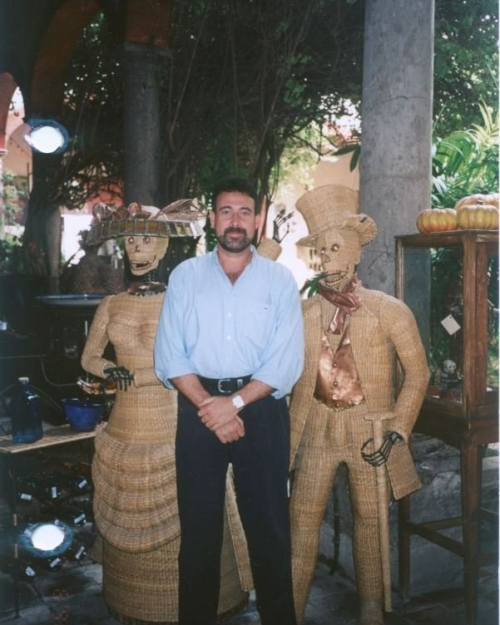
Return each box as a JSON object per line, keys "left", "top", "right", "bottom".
{"left": 358, "top": 0, "right": 434, "bottom": 294}
{"left": 122, "top": 42, "right": 171, "bottom": 206}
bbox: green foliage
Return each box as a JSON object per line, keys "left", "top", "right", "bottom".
{"left": 431, "top": 102, "right": 499, "bottom": 207}
{"left": 19, "top": 0, "right": 498, "bottom": 244}
{"left": 272, "top": 96, "right": 362, "bottom": 196}
{"left": 300, "top": 271, "right": 326, "bottom": 298}
{"left": 486, "top": 255, "right": 499, "bottom": 388}
{"left": 0, "top": 235, "right": 46, "bottom": 275}
{"left": 1, "top": 169, "right": 28, "bottom": 228}
{"left": 334, "top": 142, "right": 360, "bottom": 172}
{"left": 427, "top": 249, "right": 498, "bottom": 388}
{"left": 38, "top": 1, "right": 365, "bottom": 224}
{"left": 272, "top": 124, "right": 322, "bottom": 194}
{"left": 434, "top": 0, "right": 498, "bottom": 138}
{"left": 160, "top": 0, "right": 365, "bottom": 206}
{"left": 58, "top": 14, "right": 123, "bottom": 210}
{"left": 427, "top": 246, "right": 463, "bottom": 374}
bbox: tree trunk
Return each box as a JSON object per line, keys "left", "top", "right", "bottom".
{"left": 122, "top": 42, "right": 170, "bottom": 206}
{"left": 23, "top": 151, "right": 63, "bottom": 289}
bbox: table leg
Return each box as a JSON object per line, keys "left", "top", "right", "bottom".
{"left": 8, "top": 455, "right": 20, "bottom": 618}
{"left": 460, "top": 440, "right": 482, "bottom": 625}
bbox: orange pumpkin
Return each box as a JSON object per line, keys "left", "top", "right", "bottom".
{"left": 456, "top": 204, "right": 499, "bottom": 230}
{"left": 454, "top": 193, "right": 499, "bottom": 212}
{"left": 416, "top": 208, "right": 458, "bottom": 233}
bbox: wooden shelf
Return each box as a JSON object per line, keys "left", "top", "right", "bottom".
{"left": 0, "top": 424, "right": 97, "bottom": 455}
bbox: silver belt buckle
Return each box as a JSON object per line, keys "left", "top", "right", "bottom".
{"left": 217, "top": 378, "right": 231, "bottom": 393}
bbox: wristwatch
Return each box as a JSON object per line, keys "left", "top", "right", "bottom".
{"left": 232, "top": 394, "right": 245, "bottom": 410}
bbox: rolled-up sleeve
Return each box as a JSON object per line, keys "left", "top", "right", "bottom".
{"left": 154, "top": 266, "right": 196, "bottom": 388}
{"left": 252, "top": 271, "right": 304, "bottom": 398}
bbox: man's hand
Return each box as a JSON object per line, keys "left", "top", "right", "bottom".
{"left": 198, "top": 396, "right": 245, "bottom": 442}
{"left": 212, "top": 416, "right": 245, "bottom": 443}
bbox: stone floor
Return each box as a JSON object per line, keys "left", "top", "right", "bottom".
{"left": 0, "top": 424, "right": 497, "bottom": 625}
{"left": 0, "top": 556, "right": 497, "bottom": 625}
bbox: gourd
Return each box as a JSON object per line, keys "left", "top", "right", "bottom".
{"left": 456, "top": 204, "right": 499, "bottom": 230}
{"left": 453, "top": 193, "right": 499, "bottom": 230}
{"left": 454, "top": 193, "right": 499, "bottom": 213}
{"left": 416, "top": 208, "right": 458, "bottom": 233}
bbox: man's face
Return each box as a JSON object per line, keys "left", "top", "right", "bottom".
{"left": 125, "top": 235, "right": 169, "bottom": 276}
{"left": 210, "top": 191, "right": 260, "bottom": 253}
{"left": 315, "top": 228, "right": 361, "bottom": 291}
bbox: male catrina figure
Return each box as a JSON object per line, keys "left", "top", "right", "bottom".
{"left": 289, "top": 185, "right": 429, "bottom": 625}
{"left": 81, "top": 200, "right": 252, "bottom": 624}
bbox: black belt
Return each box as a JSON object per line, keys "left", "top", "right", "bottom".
{"left": 198, "top": 375, "right": 252, "bottom": 395}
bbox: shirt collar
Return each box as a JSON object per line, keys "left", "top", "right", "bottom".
{"left": 212, "top": 244, "right": 257, "bottom": 268}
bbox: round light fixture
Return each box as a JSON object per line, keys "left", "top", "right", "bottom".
{"left": 18, "top": 520, "right": 74, "bottom": 559}
{"left": 24, "top": 118, "right": 70, "bottom": 155}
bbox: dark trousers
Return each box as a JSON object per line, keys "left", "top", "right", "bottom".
{"left": 175, "top": 393, "right": 297, "bottom": 625}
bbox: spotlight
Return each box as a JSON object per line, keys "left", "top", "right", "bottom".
{"left": 18, "top": 520, "right": 74, "bottom": 560}
{"left": 24, "top": 118, "right": 70, "bottom": 154}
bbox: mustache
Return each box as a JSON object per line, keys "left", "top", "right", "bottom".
{"left": 223, "top": 227, "right": 247, "bottom": 235}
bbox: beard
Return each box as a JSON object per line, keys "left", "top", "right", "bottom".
{"left": 217, "top": 227, "right": 253, "bottom": 253}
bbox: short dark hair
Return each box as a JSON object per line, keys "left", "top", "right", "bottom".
{"left": 211, "top": 177, "right": 260, "bottom": 214}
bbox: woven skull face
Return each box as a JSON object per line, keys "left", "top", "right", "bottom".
{"left": 315, "top": 227, "right": 361, "bottom": 291}
{"left": 125, "top": 235, "right": 169, "bottom": 276}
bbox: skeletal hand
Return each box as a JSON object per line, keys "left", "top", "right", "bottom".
{"left": 103, "top": 366, "right": 134, "bottom": 391}
{"left": 361, "top": 430, "right": 403, "bottom": 466}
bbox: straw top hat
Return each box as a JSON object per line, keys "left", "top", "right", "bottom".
{"left": 86, "top": 198, "right": 206, "bottom": 245}
{"left": 295, "top": 184, "right": 377, "bottom": 247}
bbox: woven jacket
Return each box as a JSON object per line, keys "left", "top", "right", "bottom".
{"left": 289, "top": 287, "right": 429, "bottom": 497}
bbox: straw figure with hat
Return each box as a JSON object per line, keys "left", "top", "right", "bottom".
{"left": 288, "top": 184, "right": 429, "bottom": 625}
{"left": 81, "top": 199, "right": 253, "bottom": 624}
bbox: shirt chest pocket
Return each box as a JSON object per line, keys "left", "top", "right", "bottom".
{"left": 235, "top": 299, "right": 274, "bottom": 352}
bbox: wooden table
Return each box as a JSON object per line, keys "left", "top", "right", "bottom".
{"left": 398, "top": 409, "right": 498, "bottom": 625}
{"left": 395, "top": 232, "right": 499, "bottom": 625}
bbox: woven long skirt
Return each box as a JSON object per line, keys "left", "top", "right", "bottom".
{"left": 92, "top": 386, "right": 251, "bottom": 624}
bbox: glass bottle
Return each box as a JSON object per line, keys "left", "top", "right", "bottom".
{"left": 11, "top": 377, "right": 43, "bottom": 444}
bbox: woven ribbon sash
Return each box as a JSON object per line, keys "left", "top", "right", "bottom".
{"left": 317, "top": 275, "right": 361, "bottom": 334}
{"left": 315, "top": 275, "right": 365, "bottom": 410}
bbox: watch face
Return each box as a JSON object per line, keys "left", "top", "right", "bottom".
{"left": 232, "top": 395, "right": 245, "bottom": 409}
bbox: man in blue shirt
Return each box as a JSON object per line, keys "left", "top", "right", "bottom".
{"left": 154, "top": 177, "right": 304, "bottom": 625}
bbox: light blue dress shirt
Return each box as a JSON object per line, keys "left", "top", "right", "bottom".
{"left": 154, "top": 246, "right": 304, "bottom": 399}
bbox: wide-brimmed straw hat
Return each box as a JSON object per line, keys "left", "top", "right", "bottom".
{"left": 86, "top": 199, "right": 206, "bottom": 245}
{"left": 295, "top": 184, "right": 377, "bottom": 247}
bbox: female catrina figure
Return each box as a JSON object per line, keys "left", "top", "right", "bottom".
{"left": 81, "top": 200, "right": 251, "bottom": 624}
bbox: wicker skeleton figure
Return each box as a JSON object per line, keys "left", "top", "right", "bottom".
{"left": 81, "top": 201, "right": 252, "bottom": 624}
{"left": 289, "top": 185, "right": 429, "bottom": 625}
